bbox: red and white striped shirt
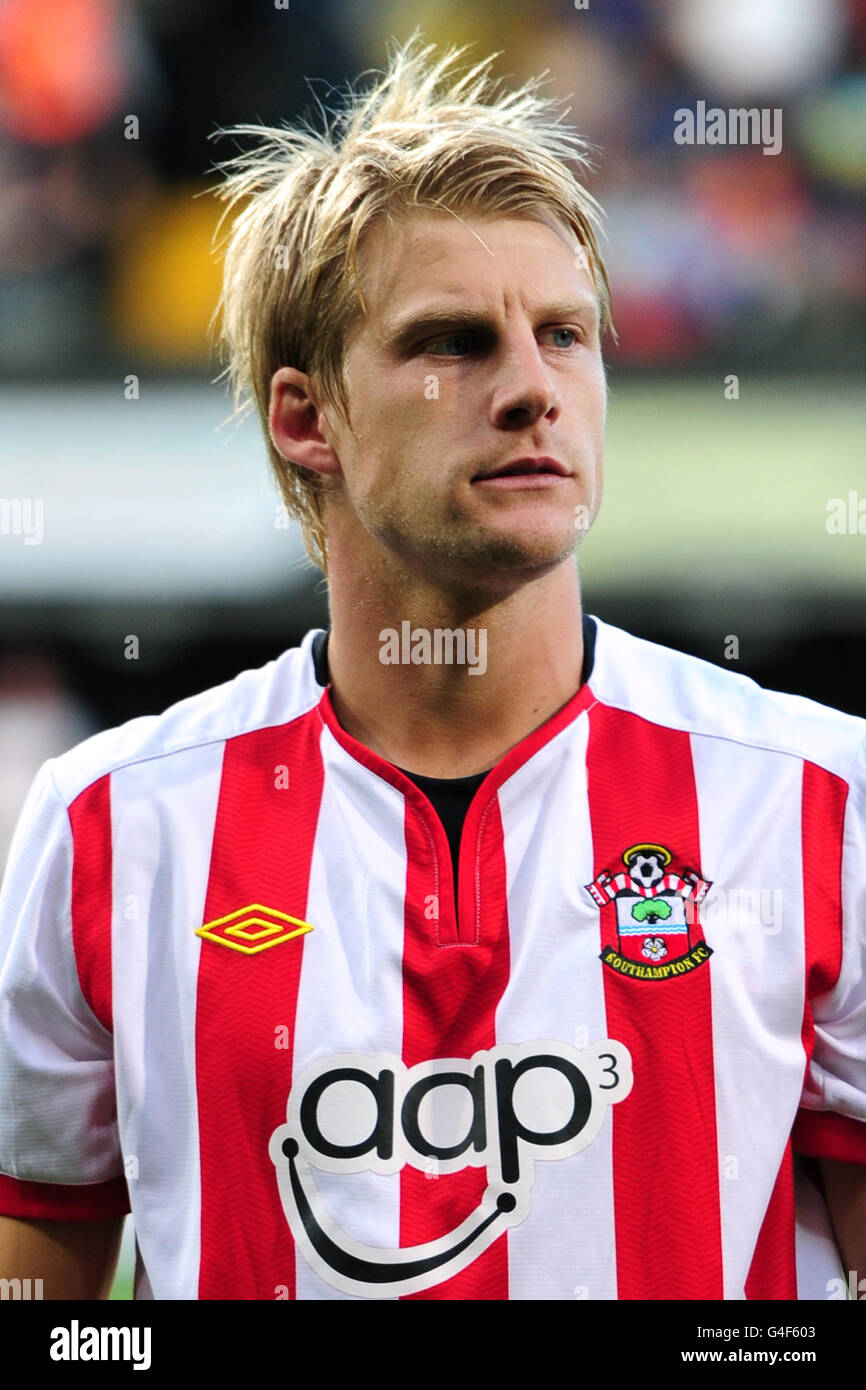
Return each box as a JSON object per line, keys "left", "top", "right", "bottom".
{"left": 1, "top": 617, "right": 864, "bottom": 1300}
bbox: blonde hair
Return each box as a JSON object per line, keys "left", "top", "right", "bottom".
{"left": 213, "top": 31, "right": 613, "bottom": 574}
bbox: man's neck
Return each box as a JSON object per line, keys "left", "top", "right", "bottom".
{"left": 324, "top": 556, "right": 585, "bottom": 779}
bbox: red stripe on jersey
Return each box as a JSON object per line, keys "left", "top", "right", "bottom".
{"left": 745, "top": 1143, "right": 797, "bottom": 1299}
{"left": 0, "top": 1172, "right": 129, "bottom": 1220}
{"left": 798, "top": 760, "right": 848, "bottom": 1121}
{"left": 586, "top": 705, "right": 723, "bottom": 1299}
{"left": 195, "top": 711, "right": 324, "bottom": 1301}
{"left": 399, "top": 788, "right": 511, "bottom": 1299}
{"left": 68, "top": 776, "right": 114, "bottom": 1032}
{"left": 792, "top": 1109, "right": 866, "bottom": 1164}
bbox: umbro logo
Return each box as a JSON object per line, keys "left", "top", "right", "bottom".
{"left": 196, "top": 903, "right": 314, "bottom": 955}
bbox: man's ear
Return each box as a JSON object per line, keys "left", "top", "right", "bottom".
{"left": 268, "top": 367, "right": 342, "bottom": 477}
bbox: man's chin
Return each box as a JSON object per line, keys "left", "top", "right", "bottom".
{"left": 363, "top": 501, "right": 584, "bottom": 589}
{"left": 468, "top": 512, "right": 584, "bottom": 565}
{"left": 405, "top": 527, "right": 579, "bottom": 593}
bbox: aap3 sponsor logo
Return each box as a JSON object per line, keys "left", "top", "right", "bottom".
{"left": 269, "top": 1039, "right": 632, "bottom": 1298}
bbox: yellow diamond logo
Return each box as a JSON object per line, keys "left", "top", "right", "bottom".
{"left": 196, "top": 903, "right": 314, "bottom": 955}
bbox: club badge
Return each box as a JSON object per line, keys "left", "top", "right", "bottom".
{"left": 586, "top": 843, "right": 713, "bottom": 981}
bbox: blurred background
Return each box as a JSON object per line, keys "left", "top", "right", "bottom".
{"left": 0, "top": 0, "right": 863, "bottom": 1298}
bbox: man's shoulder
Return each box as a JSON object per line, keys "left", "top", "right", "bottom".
{"left": 590, "top": 617, "right": 866, "bottom": 782}
{"left": 48, "top": 630, "right": 326, "bottom": 808}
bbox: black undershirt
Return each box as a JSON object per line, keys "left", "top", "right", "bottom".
{"left": 312, "top": 615, "right": 597, "bottom": 914}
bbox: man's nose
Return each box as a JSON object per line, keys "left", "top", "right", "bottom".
{"left": 489, "top": 332, "right": 560, "bottom": 431}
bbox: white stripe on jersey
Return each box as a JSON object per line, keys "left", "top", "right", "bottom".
{"left": 110, "top": 741, "right": 225, "bottom": 1300}
{"left": 291, "top": 726, "right": 408, "bottom": 1300}
{"left": 690, "top": 734, "right": 807, "bottom": 1299}
{"left": 0, "top": 764, "right": 119, "bottom": 1182}
{"left": 495, "top": 710, "right": 619, "bottom": 1302}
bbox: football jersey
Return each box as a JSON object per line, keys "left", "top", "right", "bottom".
{"left": 0, "top": 615, "right": 864, "bottom": 1301}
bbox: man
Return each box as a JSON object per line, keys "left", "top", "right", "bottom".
{"left": 0, "top": 36, "right": 864, "bottom": 1301}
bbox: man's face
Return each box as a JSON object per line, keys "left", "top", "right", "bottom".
{"left": 320, "top": 208, "right": 606, "bottom": 592}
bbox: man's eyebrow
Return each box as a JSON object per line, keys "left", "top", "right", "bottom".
{"left": 381, "top": 299, "right": 600, "bottom": 350}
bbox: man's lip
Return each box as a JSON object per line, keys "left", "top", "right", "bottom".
{"left": 472, "top": 457, "right": 570, "bottom": 480}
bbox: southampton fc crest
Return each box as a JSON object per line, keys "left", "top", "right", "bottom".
{"left": 585, "top": 843, "right": 713, "bottom": 981}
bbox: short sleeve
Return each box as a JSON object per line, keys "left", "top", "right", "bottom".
{"left": 0, "top": 759, "right": 129, "bottom": 1217}
{"left": 793, "top": 734, "right": 866, "bottom": 1164}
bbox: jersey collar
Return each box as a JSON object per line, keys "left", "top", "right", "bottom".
{"left": 313, "top": 620, "right": 598, "bottom": 803}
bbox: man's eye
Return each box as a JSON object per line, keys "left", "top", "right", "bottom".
{"left": 548, "top": 328, "right": 580, "bottom": 348}
{"left": 423, "top": 326, "right": 582, "bottom": 355}
{"left": 425, "top": 332, "right": 474, "bottom": 356}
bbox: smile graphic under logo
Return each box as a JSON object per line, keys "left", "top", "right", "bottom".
{"left": 269, "top": 1040, "right": 632, "bottom": 1299}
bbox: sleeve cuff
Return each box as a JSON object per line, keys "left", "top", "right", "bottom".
{"left": 792, "top": 1108, "right": 866, "bottom": 1164}
{"left": 0, "top": 1173, "right": 130, "bottom": 1220}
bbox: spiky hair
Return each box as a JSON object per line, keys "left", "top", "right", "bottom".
{"left": 213, "top": 31, "right": 612, "bottom": 573}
